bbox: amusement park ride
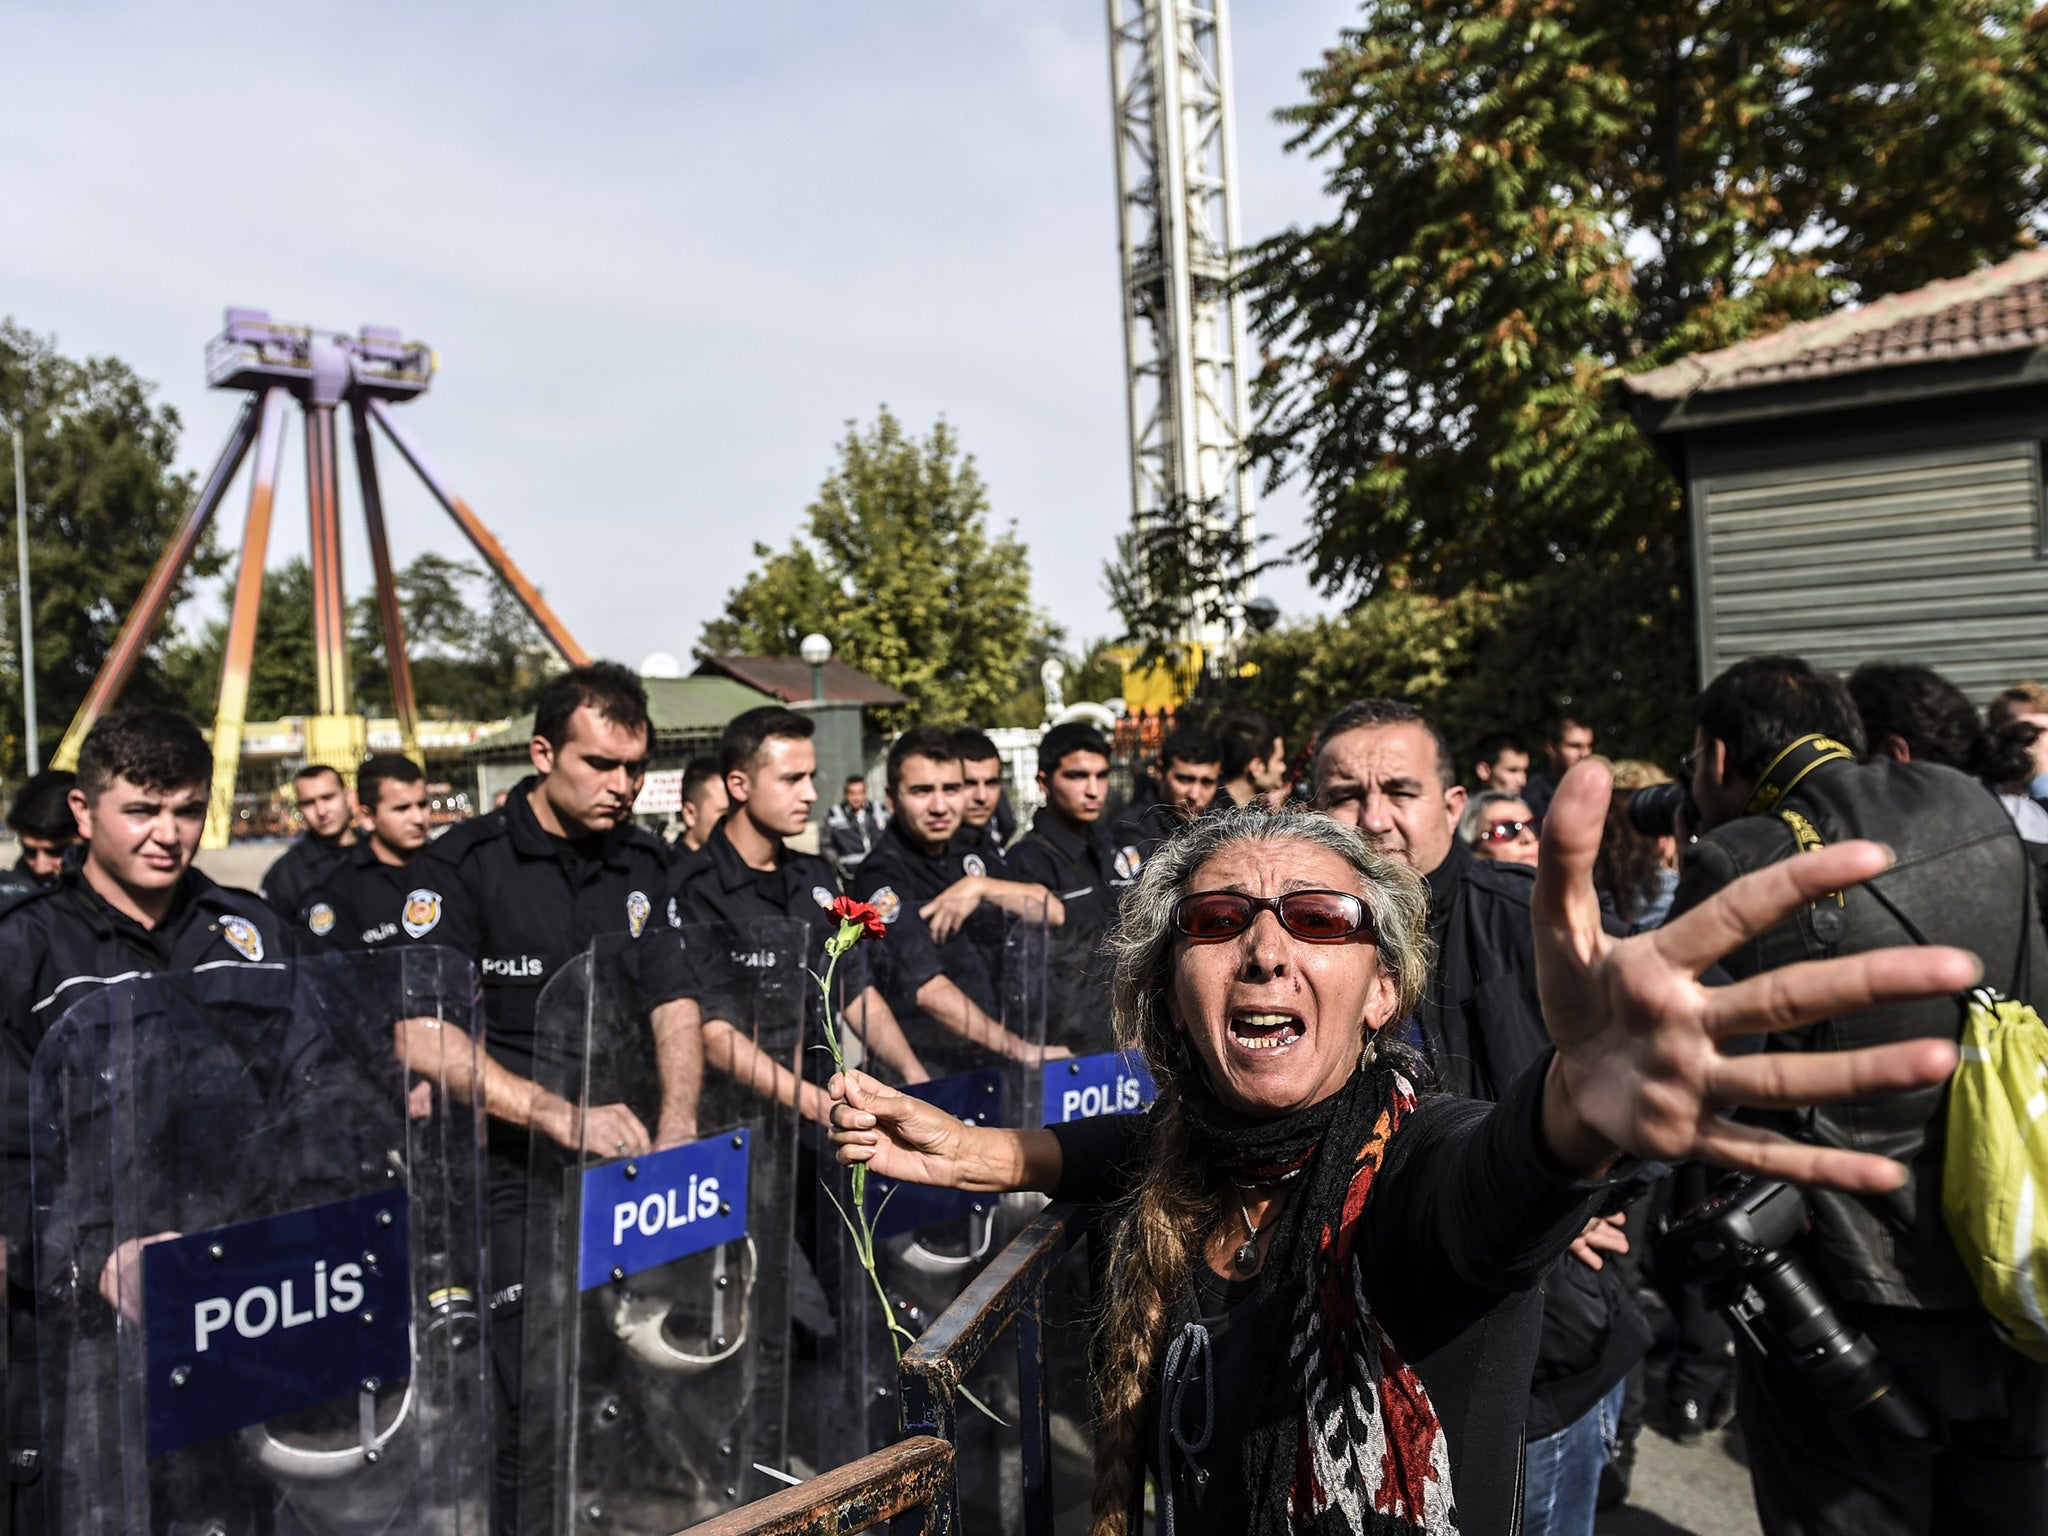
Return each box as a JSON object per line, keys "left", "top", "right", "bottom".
{"left": 48, "top": 1, "right": 1250, "bottom": 828}
{"left": 49, "top": 310, "right": 588, "bottom": 847}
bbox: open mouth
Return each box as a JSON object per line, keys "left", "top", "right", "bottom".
{"left": 1229, "top": 1010, "right": 1305, "bottom": 1054}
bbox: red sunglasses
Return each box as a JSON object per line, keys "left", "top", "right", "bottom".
{"left": 1477, "top": 818, "right": 1540, "bottom": 844}
{"left": 1172, "top": 889, "right": 1373, "bottom": 944}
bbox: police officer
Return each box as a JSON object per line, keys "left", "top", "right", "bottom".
{"left": 1, "top": 710, "right": 281, "bottom": 1534}
{"left": 1007, "top": 722, "right": 1144, "bottom": 1052}
{"left": 260, "top": 763, "right": 357, "bottom": 925}
{"left": 671, "top": 706, "right": 927, "bottom": 1113}
{"left": 406, "top": 662, "right": 706, "bottom": 1533}
{"left": 949, "top": 729, "right": 1013, "bottom": 871}
{"left": 821, "top": 773, "right": 884, "bottom": 881}
{"left": 1109, "top": 723, "right": 1223, "bottom": 865}
{"left": 292, "top": 752, "right": 434, "bottom": 953}
{"left": 3, "top": 771, "right": 79, "bottom": 893}
{"left": 849, "top": 726, "right": 1065, "bottom": 1069}
{"left": 668, "top": 754, "right": 727, "bottom": 885}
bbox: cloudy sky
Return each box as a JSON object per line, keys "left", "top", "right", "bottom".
{"left": 2, "top": 1, "right": 1359, "bottom": 673}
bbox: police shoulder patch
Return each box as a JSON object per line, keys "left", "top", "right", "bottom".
{"left": 627, "top": 889, "right": 651, "bottom": 937}
{"left": 1113, "top": 845, "right": 1144, "bottom": 881}
{"left": 870, "top": 886, "right": 902, "bottom": 924}
{"left": 812, "top": 885, "right": 835, "bottom": 910}
{"left": 961, "top": 853, "right": 987, "bottom": 879}
{"left": 306, "top": 902, "right": 336, "bottom": 938}
{"left": 402, "top": 888, "right": 443, "bottom": 939}
{"left": 220, "top": 915, "right": 265, "bottom": 962}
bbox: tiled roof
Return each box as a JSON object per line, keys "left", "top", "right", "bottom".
{"left": 693, "top": 655, "right": 909, "bottom": 708}
{"left": 1622, "top": 248, "right": 2048, "bottom": 402}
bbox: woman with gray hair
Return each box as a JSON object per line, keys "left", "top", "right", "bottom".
{"left": 828, "top": 771, "right": 1969, "bottom": 1535}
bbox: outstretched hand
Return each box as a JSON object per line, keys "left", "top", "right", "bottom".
{"left": 1531, "top": 759, "right": 1971, "bottom": 1192}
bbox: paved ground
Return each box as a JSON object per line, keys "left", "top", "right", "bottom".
{"left": 192, "top": 839, "right": 288, "bottom": 893}
{"left": 1598, "top": 1424, "right": 1761, "bottom": 1536}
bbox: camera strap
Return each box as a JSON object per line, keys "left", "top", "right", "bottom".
{"left": 1743, "top": 733, "right": 1858, "bottom": 818}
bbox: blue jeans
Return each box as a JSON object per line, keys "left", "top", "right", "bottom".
{"left": 1523, "top": 1378, "right": 1627, "bottom": 1536}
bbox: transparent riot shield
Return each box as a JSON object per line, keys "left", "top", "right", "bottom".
{"left": 25, "top": 947, "right": 490, "bottom": 1536}
{"left": 807, "top": 901, "right": 1049, "bottom": 1523}
{"left": 520, "top": 922, "right": 804, "bottom": 1534}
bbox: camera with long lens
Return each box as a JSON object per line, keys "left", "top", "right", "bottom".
{"left": 1626, "top": 780, "right": 1697, "bottom": 837}
{"left": 1659, "top": 1177, "right": 1930, "bottom": 1441}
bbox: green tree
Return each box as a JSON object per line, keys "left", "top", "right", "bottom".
{"left": 1244, "top": 0, "right": 2048, "bottom": 733}
{"left": 700, "top": 409, "right": 1056, "bottom": 727}
{"left": 350, "top": 552, "right": 555, "bottom": 721}
{"left": 0, "top": 320, "right": 227, "bottom": 772}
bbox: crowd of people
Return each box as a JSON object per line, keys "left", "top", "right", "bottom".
{"left": 2, "top": 651, "right": 2044, "bottom": 1535}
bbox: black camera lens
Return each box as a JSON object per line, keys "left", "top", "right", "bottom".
{"left": 1627, "top": 781, "right": 1691, "bottom": 838}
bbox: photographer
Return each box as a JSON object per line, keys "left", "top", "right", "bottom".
{"left": 1666, "top": 655, "right": 2048, "bottom": 1535}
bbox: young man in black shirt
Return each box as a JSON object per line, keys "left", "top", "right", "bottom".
{"left": 3, "top": 771, "right": 79, "bottom": 891}
{"left": 261, "top": 762, "right": 357, "bottom": 924}
{"left": 1, "top": 710, "right": 282, "bottom": 1533}
{"left": 407, "top": 662, "right": 707, "bottom": 1530}
{"left": 1007, "top": 722, "right": 1145, "bottom": 1052}
{"left": 1111, "top": 723, "right": 1223, "bottom": 863}
{"left": 850, "top": 727, "right": 1065, "bottom": 1070}
{"left": 669, "top": 753, "right": 726, "bottom": 883}
{"left": 671, "top": 705, "right": 927, "bottom": 1116}
{"left": 292, "top": 752, "right": 434, "bottom": 953}
{"left": 949, "top": 728, "right": 1013, "bottom": 872}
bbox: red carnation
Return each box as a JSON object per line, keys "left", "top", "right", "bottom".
{"left": 830, "top": 895, "right": 888, "bottom": 941}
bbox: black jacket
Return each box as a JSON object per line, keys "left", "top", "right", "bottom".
{"left": 1051, "top": 1057, "right": 1613, "bottom": 1536}
{"left": 1415, "top": 839, "right": 1652, "bottom": 1439}
{"left": 1668, "top": 756, "right": 2048, "bottom": 1310}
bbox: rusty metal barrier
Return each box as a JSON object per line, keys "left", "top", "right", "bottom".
{"left": 677, "top": 1436, "right": 955, "bottom": 1536}
{"left": 678, "top": 1201, "right": 1094, "bottom": 1536}
{"left": 897, "top": 1202, "right": 1095, "bottom": 1536}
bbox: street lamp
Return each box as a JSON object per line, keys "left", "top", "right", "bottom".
{"left": 799, "top": 632, "right": 832, "bottom": 703}
{"left": 0, "top": 417, "right": 36, "bottom": 774}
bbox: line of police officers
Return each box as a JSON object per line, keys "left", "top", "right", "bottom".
{"left": 0, "top": 665, "right": 1175, "bottom": 1535}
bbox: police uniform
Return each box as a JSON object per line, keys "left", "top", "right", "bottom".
{"left": 669, "top": 820, "right": 866, "bottom": 1021}
{"left": 413, "top": 776, "right": 695, "bottom": 1528}
{"left": 1006, "top": 808, "right": 1143, "bottom": 1052}
{"left": 260, "top": 833, "right": 350, "bottom": 926}
{"left": 289, "top": 839, "right": 443, "bottom": 956}
{"left": 1, "top": 867, "right": 280, "bottom": 1530}
{"left": 948, "top": 818, "right": 1010, "bottom": 875}
{"left": 849, "top": 822, "right": 1006, "bottom": 1063}
{"left": 1006, "top": 808, "right": 1143, "bottom": 940}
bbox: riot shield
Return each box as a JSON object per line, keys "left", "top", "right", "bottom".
{"left": 25, "top": 947, "right": 490, "bottom": 1536}
{"left": 520, "top": 922, "right": 804, "bottom": 1534}
{"left": 807, "top": 901, "right": 1049, "bottom": 1522}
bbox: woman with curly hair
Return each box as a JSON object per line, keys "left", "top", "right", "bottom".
{"left": 828, "top": 767, "right": 1967, "bottom": 1534}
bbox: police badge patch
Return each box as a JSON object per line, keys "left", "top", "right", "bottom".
{"left": 627, "top": 889, "right": 651, "bottom": 937}
{"left": 962, "top": 854, "right": 987, "bottom": 878}
{"left": 402, "top": 888, "right": 443, "bottom": 939}
{"left": 870, "top": 886, "right": 902, "bottom": 924}
{"left": 813, "top": 886, "right": 835, "bottom": 910}
{"left": 220, "top": 916, "right": 265, "bottom": 962}
{"left": 306, "top": 902, "right": 336, "bottom": 938}
{"left": 1113, "top": 845, "right": 1144, "bottom": 881}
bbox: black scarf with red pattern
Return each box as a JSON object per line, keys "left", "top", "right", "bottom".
{"left": 1169, "top": 1061, "right": 1457, "bottom": 1535}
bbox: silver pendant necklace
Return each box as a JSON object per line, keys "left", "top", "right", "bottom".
{"left": 1231, "top": 1188, "right": 1263, "bottom": 1275}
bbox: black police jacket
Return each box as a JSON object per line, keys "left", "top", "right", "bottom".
{"left": 289, "top": 838, "right": 438, "bottom": 954}
{"left": 1, "top": 866, "right": 282, "bottom": 1472}
{"left": 1414, "top": 837, "right": 1653, "bottom": 1439}
{"left": 260, "top": 832, "right": 350, "bottom": 926}
{"left": 1669, "top": 756, "right": 2048, "bottom": 1311}
{"left": 668, "top": 818, "right": 867, "bottom": 1032}
{"left": 850, "top": 822, "right": 1002, "bottom": 1017}
{"left": 414, "top": 776, "right": 684, "bottom": 1081}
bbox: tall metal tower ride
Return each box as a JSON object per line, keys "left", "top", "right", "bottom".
{"left": 52, "top": 309, "right": 588, "bottom": 847}
{"left": 1107, "top": 0, "right": 1256, "bottom": 652}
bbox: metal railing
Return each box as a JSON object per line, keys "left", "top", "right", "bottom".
{"left": 678, "top": 1437, "right": 956, "bottom": 1536}
{"left": 680, "top": 1201, "right": 1093, "bottom": 1536}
